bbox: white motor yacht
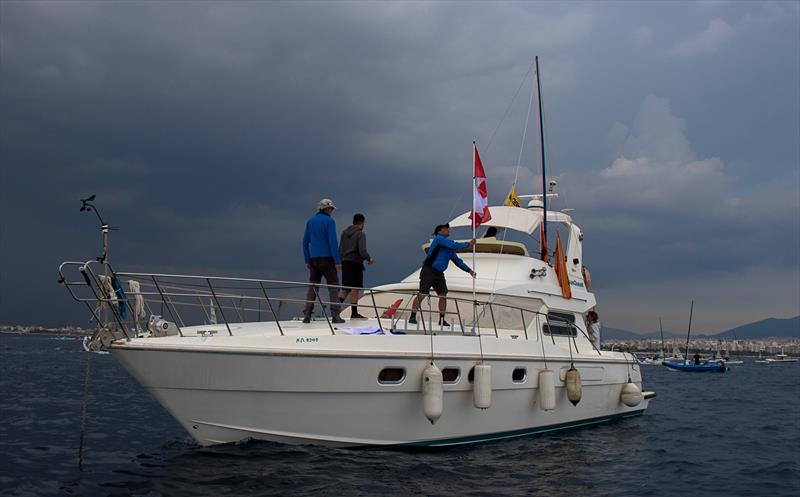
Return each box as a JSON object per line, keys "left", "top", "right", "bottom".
{"left": 60, "top": 201, "right": 653, "bottom": 448}
{"left": 59, "top": 57, "right": 652, "bottom": 448}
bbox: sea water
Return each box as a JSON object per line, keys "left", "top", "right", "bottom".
{"left": 1, "top": 333, "right": 798, "bottom": 497}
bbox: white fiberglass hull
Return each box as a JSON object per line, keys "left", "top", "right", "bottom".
{"left": 111, "top": 334, "right": 649, "bottom": 447}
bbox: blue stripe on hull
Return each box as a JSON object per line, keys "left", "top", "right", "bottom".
{"left": 400, "top": 410, "right": 647, "bottom": 447}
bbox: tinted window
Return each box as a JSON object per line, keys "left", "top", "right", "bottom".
{"left": 378, "top": 367, "right": 406, "bottom": 384}
{"left": 543, "top": 311, "right": 577, "bottom": 336}
{"left": 442, "top": 367, "right": 460, "bottom": 384}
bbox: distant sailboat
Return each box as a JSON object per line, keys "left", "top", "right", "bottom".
{"left": 663, "top": 301, "right": 726, "bottom": 373}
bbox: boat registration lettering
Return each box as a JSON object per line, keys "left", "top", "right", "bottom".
{"left": 296, "top": 337, "right": 320, "bottom": 344}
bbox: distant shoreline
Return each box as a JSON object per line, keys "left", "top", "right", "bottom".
{"left": 0, "top": 329, "right": 91, "bottom": 337}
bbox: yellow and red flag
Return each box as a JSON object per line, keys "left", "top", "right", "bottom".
{"left": 504, "top": 184, "right": 521, "bottom": 207}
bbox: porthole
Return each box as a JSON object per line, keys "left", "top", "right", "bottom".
{"left": 442, "top": 367, "right": 460, "bottom": 384}
{"left": 378, "top": 367, "right": 406, "bottom": 384}
{"left": 467, "top": 367, "right": 475, "bottom": 384}
{"left": 512, "top": 367, "right": 527, "bottom": 383}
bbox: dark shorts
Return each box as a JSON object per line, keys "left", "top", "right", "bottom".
{"left": 341, "top": 261, "right": 364, "bottom": 289}
{"left": 419, "top": 265, "right": 447, "bottom": 295}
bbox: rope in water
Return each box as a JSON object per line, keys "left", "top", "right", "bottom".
{"left": 78, "top": 348, "right": 92, "bottom": 469}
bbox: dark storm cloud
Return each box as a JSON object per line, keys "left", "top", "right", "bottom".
{"left": 1, "top": 1, "right": 798, "bottom": 331}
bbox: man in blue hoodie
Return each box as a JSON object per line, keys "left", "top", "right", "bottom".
{"left": 409, "top": 224, "right": 476, "bottom": 327}
{"left": 302, "top": 198, "right": 344, "bottom": 324}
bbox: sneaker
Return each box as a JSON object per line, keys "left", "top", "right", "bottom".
{"left": 302, "top": 316, "right": 311, "bottom": 324}
{"left": 439, "top": 318, "right": 451, "bottom": 327}
{"left": 408, "top": 315, "right": 417, "bottom": 324}
{"left": 351, "top": 312, "right": 367, "bottom": 319}
{"left": 331, "top": 316, "right": 346, "bottom": 324}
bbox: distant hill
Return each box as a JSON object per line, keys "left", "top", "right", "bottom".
{"left": 602, "top": 326, "right": 687, "bottom": 340}
{"left": 601, "top": 327, "right": 645, "bottom": 340}
{"left": 602, "top": 315, "right": 800, "bottom": 340}
{"left": 712, "top": 316, "right": 800, "bottom": 339}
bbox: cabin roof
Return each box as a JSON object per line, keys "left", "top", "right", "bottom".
{"left": 448, "top": 205, "right": 573, "bottom": 235}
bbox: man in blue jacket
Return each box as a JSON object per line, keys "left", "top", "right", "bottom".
{"left": 302, "top": 198, "right": 344, "bottom": 324}
{"left": 409, "top": 224, "right": 475, "bottom": 327}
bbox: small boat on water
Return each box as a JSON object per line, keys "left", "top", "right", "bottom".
{"left": 663, "top": 361, "right": 726, "bottom": 373}
{"left": 765, "top": 350, "right": 798, "bottom": 364}
{"left": 639, "top": 318, "right": 682, "bottom": 365}
{"left": 661, "top": 301, "right": 726, "bottom": 373}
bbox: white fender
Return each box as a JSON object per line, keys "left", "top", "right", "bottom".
{"left": 422, "top": 362, "right": 443, "bottom": 424}
{"left": 538, "top": 369, "right": 556, "bottom": 411}
{"left": 620, "top": 381, "right": 643, "bottom": 407}
{"left": 565, "top": 366, "right": 582, "bottom": 406}
{"left": 473, "top": 363, "right": 492, "bottom": 409}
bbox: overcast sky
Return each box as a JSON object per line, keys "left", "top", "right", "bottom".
{"left": 1, "top": 1, "right": 798, "bottom": 333}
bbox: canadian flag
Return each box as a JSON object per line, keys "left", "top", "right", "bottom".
{"left": 469, "top": 143, "right": 492, "bottom": 229}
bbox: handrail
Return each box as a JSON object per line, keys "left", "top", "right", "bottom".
{"left": 59, "top": 260, "right": 600, "bottom": 350}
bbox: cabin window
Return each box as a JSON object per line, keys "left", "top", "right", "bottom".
{"left": 467, "top": 367, "right": 475, "bottom": 384}
{"left": 543, "top": 311, "right": 577, "bottom": 337}
{"left": 442, "top": 367, "right": 460, "bottom": 384}
{"left": 512, "top": 367, "right": 527, "bottom": 383}
{"left": 378, "top": 367, "right": 406, "bottom": 384}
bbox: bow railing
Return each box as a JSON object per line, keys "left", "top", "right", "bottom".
{"left": 58, "top": 260, "right": 600, "bottom": 355}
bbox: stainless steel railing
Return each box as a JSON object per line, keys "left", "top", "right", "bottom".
{"left": 58, "top": 259, "right": 601, "bottom": 354}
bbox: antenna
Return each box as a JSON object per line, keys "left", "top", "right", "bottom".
{"left": 79, "top": 195, "right": 118, "bottom": 264}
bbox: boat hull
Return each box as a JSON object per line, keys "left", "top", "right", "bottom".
{"left": 662, "top": 361, "right": 726, "bottom": 372}
{"left": 111, "top": 344, "right": 649, "bottom": 447}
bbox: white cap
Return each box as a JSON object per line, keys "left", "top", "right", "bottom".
{"left": 317, "top": 198, "right": 336, "bottom": 210}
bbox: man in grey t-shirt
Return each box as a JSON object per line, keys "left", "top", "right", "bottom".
{"left": 338, "top": 213, "right": 374, "bottom": 319}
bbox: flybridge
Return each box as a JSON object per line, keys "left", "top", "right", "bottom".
{"left": 449, "top": 205, "right": 572, "bottom": 235}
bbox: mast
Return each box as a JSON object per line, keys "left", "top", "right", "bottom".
{"left": 684, "top": 300, "right": 694, "bottom": 364}
{"left": 535, "top": 56, "right": 547, "bottom": 260}
{"left": 472, "top": 141, "right": 477, "bottom": 329}
{"left": 659, "top": 317, "right": 666, "bottom": 356}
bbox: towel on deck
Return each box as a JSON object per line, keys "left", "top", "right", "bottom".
{"left": 338, "top": 326, "right": 395, "bottom": 335}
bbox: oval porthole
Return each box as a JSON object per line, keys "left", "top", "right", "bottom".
{"left": 467, "top": 367, "right": 475, "bottom": 384}
{"left": 442, "top": 367, "right": 460, "bottom": 384}
{"left": 512, "top": 367, "right": 527, "bottom": 383}
{"left": 378, "top": 367, "right": 406, "bottom": 384}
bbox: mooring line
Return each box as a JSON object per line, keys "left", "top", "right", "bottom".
{"left": 78, "top": 348, "right": 92, "bottom": 469}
